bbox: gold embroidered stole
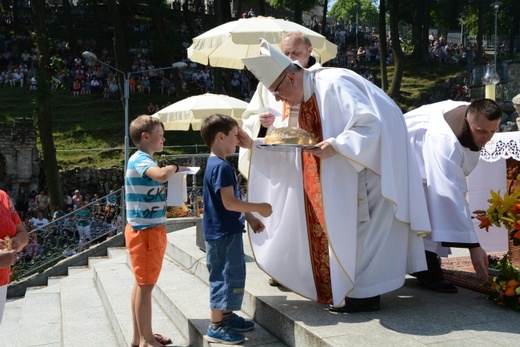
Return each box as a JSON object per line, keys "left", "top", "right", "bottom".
{"left": 299, "top": 94, "right": 332, "bottom": 304}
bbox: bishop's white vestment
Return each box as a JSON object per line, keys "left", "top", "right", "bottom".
{"left": 247, "top": 68, "right": 430, "bottom": 305}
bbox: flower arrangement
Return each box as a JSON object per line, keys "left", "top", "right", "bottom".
{"left": 474, "top": 189, "right": 520, "bottom": 311}
{"left": 473, "top": 189, "right": 520, "bottom": 246}
{"left": 487, "top": 254, "right": 520, "bottom": 311}
{"left": 167, "top": 206, "right": 203, "bottom": 218}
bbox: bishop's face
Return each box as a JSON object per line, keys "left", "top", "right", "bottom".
{"left": 268, "top": 71, "right": 304, "bottom": 106}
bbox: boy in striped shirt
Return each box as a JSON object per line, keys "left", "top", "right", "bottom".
{"left": 125, "top": 115, "right": 187, "bottom": 347}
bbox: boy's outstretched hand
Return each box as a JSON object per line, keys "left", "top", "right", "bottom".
{"left": 237, "top": 128, "right": 253, "bottom": 149}
{"left": 247, "top": 215, "right": 266, "bottom": 234}
{"left": 258, "top": 202, "right": 273, "bottom": 218}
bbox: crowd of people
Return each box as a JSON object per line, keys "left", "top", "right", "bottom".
{"left": 0, "top": 12, "right": 414, "bottom": 109}
{"left": 12, "top": 186, "right": 122, "bottom": 265}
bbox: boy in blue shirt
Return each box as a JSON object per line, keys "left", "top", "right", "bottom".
{"left": 126, "top": 115, "right": 187, "bottom": 347}
{"left": 200, "top": 114, "right": 272, "bottom": 344}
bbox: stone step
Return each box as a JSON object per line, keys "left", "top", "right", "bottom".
{"left": 92, "top": 254, "right": 189, "bottom": 347}
{"left": 0, "top": 297, "right": 24, "bottom": 347}
{"left": 14, "top": 284, "right": 62, "bottom": 346}
{"left": 154, "top": 255, "right": 284, "bottom": 347}
{"left": 61, "top": 274, "right": 119, "bottom": 347}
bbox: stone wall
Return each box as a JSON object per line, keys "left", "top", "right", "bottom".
{"left": 414, "top": 62, "right": 520, "bottom": 110}
{"left": 59, "top": 166, "right": 124, "bottom": 196}
{"left": 469, "top": 62, "right": 520, "bottom": 107}
{"left": 0, "top": 117, "right": 40, "bottom": 193}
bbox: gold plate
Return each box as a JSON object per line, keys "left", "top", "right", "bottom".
{"left": 256, "top": 144, "right": 318, "bottom": 151}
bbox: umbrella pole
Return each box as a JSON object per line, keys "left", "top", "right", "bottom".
{"left": 192, "top": 156, "right": 199, "bottom": 217}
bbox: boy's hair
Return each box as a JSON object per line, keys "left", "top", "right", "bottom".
{"left": 129, "top": 115, "right": 165, "bottom": 145}
{"left": 200, "top": 113, "right": 239, "bottom": 147}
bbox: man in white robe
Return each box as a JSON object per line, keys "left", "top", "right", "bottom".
{"left": 240, "top": 39, "right": 431, "bottom": 313}
{"left": 404, "top": 99, "right": 502, "bottom": 292}
{"left": 239, "top": 32, "right": 322, "bottom": 179}
{"left": 238, "top": 32, "right": 323, "bottom": 287}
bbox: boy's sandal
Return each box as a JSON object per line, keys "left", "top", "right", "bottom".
{"left": 154, "top": 333, "right": 172, "bottom": 345}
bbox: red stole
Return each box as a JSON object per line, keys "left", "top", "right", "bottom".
{"left": 298, "top": 94, "right": 332, "bottom": 304}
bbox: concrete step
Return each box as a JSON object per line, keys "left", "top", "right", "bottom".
{"left": 0, "top": 297, "right": 24, "bottom": 347}
{"left": 92, "top": 254, "right": 189, "bottom": 347}
{"left": 154, "top": 255, "right": 284, "bottom": 347}
{"left": 14, "top": 284, "right": 62, "bottom": 346}
{"left": 61, "top": 275, "right": 118, "bottom": 347}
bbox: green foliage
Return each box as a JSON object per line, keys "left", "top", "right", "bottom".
{"left": 329, "top": 0, "right": 378, "bottom": 23}
{"left": 268, "top": 0, "right": 318, "bottom": 12}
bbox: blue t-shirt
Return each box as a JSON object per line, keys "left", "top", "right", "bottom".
{"left": 202, "top": 155, "right": 243, "bottom": 240}
{"left": 125, "top": 150, "right": 167, "bottom": 230}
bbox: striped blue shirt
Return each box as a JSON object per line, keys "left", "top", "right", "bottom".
{"left": 125, "top": 150, "right": 166, "bottom": 230}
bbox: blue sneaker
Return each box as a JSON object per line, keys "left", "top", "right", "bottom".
{"left": 206, "top": 325, "right": 245, "bottom": 345}
{"left": 224, "top": 313, "right": 255, "bottom": 332}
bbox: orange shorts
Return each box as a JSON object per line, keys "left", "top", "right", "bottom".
{"left": 125, "top": 224, "right": 167, "bottom": 285}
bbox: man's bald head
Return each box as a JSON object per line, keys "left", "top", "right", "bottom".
{"left": 281, "top": 32, "right": 313, "bottom": 68}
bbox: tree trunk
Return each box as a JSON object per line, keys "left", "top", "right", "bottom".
{"left": 149, "top": 0, "right": 184, "bottom": 96}
{"left": 388, "top": 0, "right": 404, "bottom": 100}
{"left": 106, "top": 0, "right": 130, "bottom": 105}
{"left": 476, "top": 0, "right": 484, "bottom": 65}
{"left": 62, "top": 0, "right": 78, "bottom": 58}
{"left": 293, "top": 1, "right": 302, "bottom": 25}
{"left": 509, "top": 11, "right": 520, "bottom": 60}
{"left": 32, "top": 0, "right": 63, "bottom": 211}
{"left": 182, "top": 1, "right": 195, "bottom": 39}
{"left": 321, "top": 0, "right": 328, "bottom": 38}
{"left": 379, "top": 0, "right": 388, "bottom": 91}
{"left": 420, "top": 0, "right": 431, "bottom": 63}
{"left": 258, "top": 0, "right": 265, "bottom": 16}
{"left": 411, "top": 0, "right": 431, "bottom": 63}
{"left": 12, "top": 0, "right": 20, "bottom": 32}
{"left": 149, "top": 0, "right": 168, "bottom": 47}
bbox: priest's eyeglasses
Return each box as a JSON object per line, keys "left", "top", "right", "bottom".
{"left": 271, "top": 74, "right": 287, "bottom": 96}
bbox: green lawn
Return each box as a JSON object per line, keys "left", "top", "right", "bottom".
{"left": 0, "top": 85, "right": 204, "bottom": 168}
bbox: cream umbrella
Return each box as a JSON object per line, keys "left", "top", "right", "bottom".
{"left": 152, "top": 93, "right": 248, "bottom": 131}
{"left": 187, "top": 16, "right": 337, "bottom": 69}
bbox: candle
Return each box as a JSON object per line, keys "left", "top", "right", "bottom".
{"left": 485, "top": 84, "right": 496, "bottom": 100}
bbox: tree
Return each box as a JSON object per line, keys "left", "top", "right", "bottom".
{"left": 31, "top": 0, "right": 63, "bottom": 211}
{"left": 410, "top": 0, "right": 432, "bottom": 63}
{"left": 61, "top": 0, "right": 78, "bottom": 59}
{"left": 213, "top": 0, "right": 233, "bottom": 94}
{"left": 321, "top": 0, "right": 329, "bottom": 38}
{"left": 268, "top": 0, "right": 317, "bottom": 24}
{"left": 329, "top": 0, "right": 378, "bottom": 25}
{"left": 387, "top": 0, "right": 404, "bottom": 99}
{"left": 106, "top": 0, "right": 131, "bottom": 105}
{"left": 378, "top": 0, "right": 389, "bottom": 92}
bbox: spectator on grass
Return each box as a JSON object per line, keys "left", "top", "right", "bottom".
{"left": 72, "top": 190, "right": 82, "bottom": 210}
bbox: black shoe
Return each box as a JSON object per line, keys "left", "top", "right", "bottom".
{"left": 328, "top": 296, "right": 380, "bottom": 313}
{"left": 418, "top": 279, "right": 458, "bottom": 293}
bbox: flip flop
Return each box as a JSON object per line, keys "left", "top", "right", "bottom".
{"left": 154, "top": 333, "right": 172, "bottom": 345}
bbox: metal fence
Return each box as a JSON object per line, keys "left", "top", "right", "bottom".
{"left": 11, "top": 188, "right": 123, "bottom": 282}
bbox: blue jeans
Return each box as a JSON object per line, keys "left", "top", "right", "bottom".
{"left": 206, "top": 232, "right": 245, "bottom": 311}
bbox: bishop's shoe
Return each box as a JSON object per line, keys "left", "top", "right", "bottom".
{"left": 328, "top": 295, "right": 380, "bottom": 313}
